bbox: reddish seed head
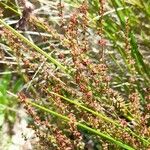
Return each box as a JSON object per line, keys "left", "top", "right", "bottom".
{"left": 58, "top": 53, "right": 65, "bottom": 59}
{"left": 87, "top": 91, "right": 93, "bottom": 99}
{"left": 147, "top": 104, "right": 150, "bottom": 110}
{"left": 98, "top": 39, "right": 107, "bottom": 46}
{"left": 70, "top": 14, "right": 78, "bottom": 24}
{"left": 23, "top": 59, "right": 30, "bottom": 66}
{"left": 18, "top": 92, "right": 27, "bottom": 103}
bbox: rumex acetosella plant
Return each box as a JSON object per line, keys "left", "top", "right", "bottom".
{"left": 0, "top": 0, "right": 150, "bottom": 149}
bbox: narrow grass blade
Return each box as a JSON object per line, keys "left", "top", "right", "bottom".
{"left": 27, "top": 100, "right": 135, "bottom": 150}
{"left": 48, "top": 90, "right": 150, "bottom": 145}
{"left": 0, "top": 19, "right": 67, "bottom": 72}
{"left": 6, "top": 91, "right": 136, "bottom": 149}
{"left": 130, "top": 31, "right": 150, "bottom": 82}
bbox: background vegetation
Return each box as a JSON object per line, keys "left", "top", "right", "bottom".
{"left": 0, "top": 0, "right": 150, "bottom": 149}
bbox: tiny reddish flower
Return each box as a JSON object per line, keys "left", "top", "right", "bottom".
{"left": 98, "top": 39, "right": 107, "bottom": 46}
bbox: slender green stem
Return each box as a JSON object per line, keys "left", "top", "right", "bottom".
{"left": 27, "top": 100, "right": 135, "bottom": 150}
{"left": 49, "top": 91, "right": 118, "bottom": 125}
{"left": 6, "top": 91, "right": 135, "bottom": 149}
{"left": 0, "top": 19, "right": 67, "bottom": 72}
{"left": 0, "top": 2, "right": 21, "bottom": 15}
{"left": 48, "top": 90, "right": 150, "bottom": 145}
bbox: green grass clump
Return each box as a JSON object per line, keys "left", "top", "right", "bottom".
{"left": 0, "top": 0, "right": 150, "bottom": 149}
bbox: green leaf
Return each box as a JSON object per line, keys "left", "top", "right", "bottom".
{"left": 130, "top": 31, "right": 150, "bottom": 81}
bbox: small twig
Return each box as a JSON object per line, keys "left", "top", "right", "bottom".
{"left": 0, "top": 60, "right": 24, "bottom": 65}
{"left": 26, "top": 61, "right": 45, "bottom": 90}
